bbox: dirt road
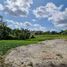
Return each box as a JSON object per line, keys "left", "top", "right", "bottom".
{"left": 4, "top": 39, "right": 67, "bottom": 67}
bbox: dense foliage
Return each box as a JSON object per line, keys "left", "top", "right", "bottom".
{"left": 0, "top": 16, "right": 34, "bottom": 40}
{"left": 0, "top": 23, "right": 34, "bottom": 40}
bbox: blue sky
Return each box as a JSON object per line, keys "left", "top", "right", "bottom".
{"left": 0, "top": 0, "right": 67, "bottom": 32}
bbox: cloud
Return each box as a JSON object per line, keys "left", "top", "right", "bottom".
{"left": 6, "top": 19, "right": 47, "bottom": 31}
{"left": 33, "top": 2, "right": 62, "bottom": 18}
{"left": 0, "top": 4, "right": 4, "bottom": 10}
{"left": 32, "top": 19, "right": 36, "bottom": 22}
{"left": 6, "top": 19, "right": 27, "bottom": 29}
{"left": 0, "top": 0, "right": 33, "bottom": 17}
{"left": 31, "top": 24, "right": 47, "bottom": 32}
{"left": 23, "top": 21, "right": 32, "bottom": 26}
{"left": 33, "top": 2, "right": 67, "bottom": 29}
{"left": 6, "top": 20, "right": 32, "bottom": 29}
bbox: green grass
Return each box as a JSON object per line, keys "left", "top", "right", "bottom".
{"left": 0, "top": 34, "right": 67, "bottom": 56}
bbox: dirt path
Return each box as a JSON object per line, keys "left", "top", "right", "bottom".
{"left": 4, "top": 39, "right": 67, "bottom": 67}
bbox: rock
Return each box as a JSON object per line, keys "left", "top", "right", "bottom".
{"left": 4, "top": 39, "right": 67, "bottom": 67}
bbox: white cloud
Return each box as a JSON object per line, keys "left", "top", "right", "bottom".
{"left": 33, "top": 2, "right": 67, "bottom": 29}
{"left": 32, "top": 19, "right": 36, "bottom": 22}
{"left": 0, "top": 4, "right": 4, "bottom": 10}
{"left": 6, "top": 20, "right": 32, "bottom": 27}
{"left": 0, "top": 0, "right": 33, "bottom": 17}
{"left": 6, "top": 19, "right": 47, "bottom": 31}
{"left": 33, "top": 2, "right": 61, "bottom": 18}
{"left": 23, "top": 21, "right": 32, "bottom": 26}
{"left": 6, "top": 19, "right": 23, "bottom": 29}
{"left": 29, "top": 24, "right": 48, "bottom": 32}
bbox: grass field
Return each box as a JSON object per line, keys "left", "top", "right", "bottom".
{"left": 0, "top": 34, "right": 67, "bottom": 56}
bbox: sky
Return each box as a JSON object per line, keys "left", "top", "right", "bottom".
{"left": 0, "top": 0, "right": 67, "bottom": 32}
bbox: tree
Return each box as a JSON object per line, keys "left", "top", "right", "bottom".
{"left": 0, "top": 15, "right": 34, "bottom": 40}
{"left": 61, "top": 30, "right": 67, "bottom": 35}
{"left": 0, "top": 16, "right": 11, "bottom": 39}
{"left": 50, "top": 31, "right": 58, "bottom": 34}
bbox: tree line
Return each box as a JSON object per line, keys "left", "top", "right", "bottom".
{"left": 0, "top": 16, "right": 67, "bottom": 40}
{"left": 35, "top": 30, "right": 67, "bottom": 35}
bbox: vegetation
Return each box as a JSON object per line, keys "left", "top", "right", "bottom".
{"left": 0, "top": 16, "right": 67, "bottom": 40}
{"left": 35, "top": 30, "right": 67, "bottom": 35}
{"left": 0, "top": 16, "right": 67, "bottom": 56}
{"left": 0, "top": 34, "right": 67, "bottom": 56}
{"left": 0, "top": 16, "right": 34, "bottom": 40}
